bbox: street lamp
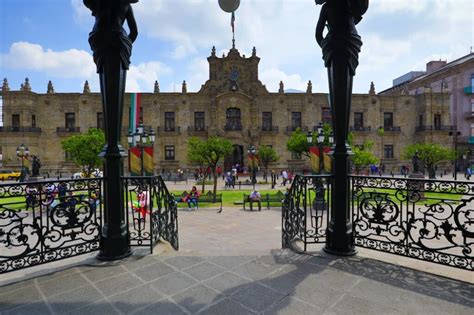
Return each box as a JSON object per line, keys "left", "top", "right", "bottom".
{"left": 127, "top": 123, "right": 155, "bottom": 176}
{"left": 307, "top": 124, "right": 332, "bottom": 211}
{"left": 449, "top": 130, "right": 461, "bottom": 180}
{"left": 16, "top": 144, "right": 30, "bottom": 181}
{"left": 247, "top": 144, "right": 258, "bottom": 190}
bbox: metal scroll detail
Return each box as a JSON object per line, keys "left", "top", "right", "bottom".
{"left": 352, "top": 176, "right": 473, "bottom": 270}
{"left": 124, "top": 176, "right": 178, "bottom": 253}
{"left": 282, "top": 175, "right": 331, "bottom": 251}
{"left": 0, "top": 179, "right": 102, "bottom": 274}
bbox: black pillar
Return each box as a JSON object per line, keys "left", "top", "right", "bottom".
{"left": 324, "top": 57, "right": 356, "bottom": 256}
{"left": 315, "top": 0, "right": 368, "bottom": 256}
{"left": 97, "top": 53, "right": 131, "bottom": 260}
{"left": 84, "top": 1, "right": 138, "bottom": 260}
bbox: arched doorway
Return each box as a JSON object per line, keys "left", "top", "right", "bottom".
{"left": 224, "top": 144, "right": 244, "bottom": 172}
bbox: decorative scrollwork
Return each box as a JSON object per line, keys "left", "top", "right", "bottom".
{"left": 351, "top": 175, "right": 474, "bottom": 271}
{"left": 0, "top": 178, "right": 101, "bottom": 274}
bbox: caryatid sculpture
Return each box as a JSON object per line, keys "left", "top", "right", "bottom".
{"left": 315, "top": 0, "right": 369, "bottom": 256}
{"left": 83, "top": 0, "right": 139, "bottom": 260}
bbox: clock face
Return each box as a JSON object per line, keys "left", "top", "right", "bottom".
{"left": 230, "top": 69, "right": 239, "bottom": 81}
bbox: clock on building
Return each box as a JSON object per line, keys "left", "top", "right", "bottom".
{"left": 230, "top": 69, "right": 239, "bottom": 81}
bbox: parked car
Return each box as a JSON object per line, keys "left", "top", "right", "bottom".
{"left": 0, "top": 169, "right": 21, "bottom": 180}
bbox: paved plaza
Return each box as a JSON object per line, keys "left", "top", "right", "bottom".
{"left": 1, "top": 196, "right": 473, "bottom": 314}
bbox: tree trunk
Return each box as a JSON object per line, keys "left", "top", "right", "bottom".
{"left": 212, "top": 166, "right": 218, "bottom": 202}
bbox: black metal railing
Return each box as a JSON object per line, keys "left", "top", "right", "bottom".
{"left": 282, "top": 174, "right": 332, "bottom": 251}
{"left": 349, "top": 126, "right": 371, "bottom": 132}
{"left": 0, "top": 178, "right": 102, "bottom": 274}
{"left": 0, "top": 126, "right": 42, "bottom": 133}
{"left": 415, "top": 125, "right": 455, "bottom": 132}
{"left": 187, "top": 126, "right": 208, "bottom": 133}
{"left": 261, "top": 126, "right": 279, "bottom": 132}
{"left": 224, "top": 124, "right": 242, "bottom": 131}
{"left": 383, "top": 126, "right": 401, "bottom": 132}
{"left": 157, "top": 126, "right": 180, "bottom": 133}
{"left": 57, "top": 127, "right": 81, "bottom": 133}
{"left": 123, "top": 176, "right": 178, "bottom": 253}
{"left": 351, "top": 176, "right": 473, "bottom": 271}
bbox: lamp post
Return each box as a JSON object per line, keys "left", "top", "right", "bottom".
{"left": 307, "top": 124, "right": 333, "bottom": 210}
{"left": 16, "top": 144, "right": 30, "bottom": 182}
{"left": 247, "top": 145, "right": 257, "bottom": 190}
{"left": 449, "top": 130, "right": 461, "bottom": 180}
{"left": 127, "top": 123, "right": 155, "bottom": 176}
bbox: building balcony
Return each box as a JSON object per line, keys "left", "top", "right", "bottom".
{"left": 382, "top": 126, "right": 401, "bottom": 132}
{"left": 464, "top": 112, "right": 474, "bottom": 120}
{"left": 260, "top": 126, "right": 279, "bottom": 133}
{"left": 463, "top": 86, "right": 473, "bottom": 94}
{"left": 187, "top": 126, "right": 208, "bottom": 135}
{"left": 349, "top": 126, "right": 372, "bottom": 132}
{"left": 0, "top": 126, "right": 42, "bottom": 133}
{"left": 157, "top": 126, "right": 180, "bottom": 134}
{"left": 415, "top": 125, "right": 455, "bottom": 132}
{"left": 285, "top": 126, "right": 308, "bottom": 135}
{"left": 224, "top": 124, "right": 242, "bottom": 131}
{"left": 56, "top": 127, "right": 80, "bottom": 133}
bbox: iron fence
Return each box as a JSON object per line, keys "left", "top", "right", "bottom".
{"left": 123, "top": 176, "right": 178, "bottom": 253}
{"left": 351, "top": 176, "right": 473, "bottom": 270}
{"left": 282, "top": 174, "right": 332, "bottom": 251}
{"left": 0, "top": 178, "right": 102, "bottom": 273}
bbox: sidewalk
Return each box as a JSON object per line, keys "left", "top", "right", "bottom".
{"left": 1, "top": 205, "right": 473, "bottom": 314}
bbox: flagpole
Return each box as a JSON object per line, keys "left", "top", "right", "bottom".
{"left": 231, "top": 11, "right": 235, "bottom": 48}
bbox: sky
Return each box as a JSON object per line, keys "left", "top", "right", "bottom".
{"left": 0, "top": 0, "right": 473, "bottom": 96}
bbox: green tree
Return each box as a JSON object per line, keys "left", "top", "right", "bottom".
{"left": 351, "top": 141, "right": 379, "bottom": 175}
{"left": 61, "top": 128, "right": 105, "bottom": 177}
{"left": 257, "top": 145, "right": 279, "bottom": 182}
{"left": 286, "top": 124, "right": 334, "bottom": 158}
{"left": 402, "top": 143, "right": 455, "bottom": 179}
{"left": 286, "top": 128, "right": 311, "bottom": 158}
{"left": 187, "top": 136, "right": 233, "bottom": 199}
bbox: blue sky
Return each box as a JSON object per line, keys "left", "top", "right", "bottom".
{"left": 0, "top": 0, "right": 473, "bottom": 95}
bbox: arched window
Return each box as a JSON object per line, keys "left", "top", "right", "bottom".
{"left": 225, "top": 108, "right": 242, "bottom": 130}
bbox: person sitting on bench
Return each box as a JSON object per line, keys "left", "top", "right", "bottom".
{"left": 249, "top": 189, "right": 262, "bottom": 211}
{"left": 186, "top": 186, "right": 200, "bottom": 211}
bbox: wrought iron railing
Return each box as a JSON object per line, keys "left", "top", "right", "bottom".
{"left": 123, "top": 176, "right": 178, "bottom": 253}
{"left": 349, "top": 126, "right": 371, "bottom": 132}
{"left": 415, "top": 125, "right": 455, "bottom": 132}
{"left": 0, "top": 178, "right": 102, "bottom": 273}
{"left": 282, "top": 174, "right": 332, "bottom": 251}
{"left": 351, "top": 176, "right": 473, "bottom": 270}
{"left": 56, "top": 127, "right": 81, "bottom": 133}
{"left": 0, "top": 126, "right": 42, "bottom": 133}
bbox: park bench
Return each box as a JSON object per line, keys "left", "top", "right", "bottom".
{"left": 243, "top": 191, "right": 285, "bottom": 210}
{"left": 175, "top": 190, "right": 222, "bottom": 211}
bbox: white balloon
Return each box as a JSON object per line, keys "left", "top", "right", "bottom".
{"left": 218, "top": 0, "right": 240, "bottom": 13}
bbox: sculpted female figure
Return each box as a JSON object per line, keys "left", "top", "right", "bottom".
{"left": 315, "top": 0, "right": 368, "bottom": 76}
{"left": 83, "top": 0, "right": 138, "bottom": 73}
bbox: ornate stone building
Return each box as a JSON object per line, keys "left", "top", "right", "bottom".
{"left": 380, "top": 52, "right": 474, "bottom": 170}
{"left": 0, "top": 46, "right": 453, "bottom": 175}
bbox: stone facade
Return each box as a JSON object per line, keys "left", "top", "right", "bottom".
{"left": 379, "top": 52, "right": 474, "bottom": 170}
{"left": 0, "top": 46, "right": 454, "bottom": 175}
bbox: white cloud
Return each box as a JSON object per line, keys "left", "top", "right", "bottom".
{"left": 126, "top": 61, "right": 173, "bottom": 92}
{"left": 370, "top": 0, "right": 429, "bottom": 14}
{"left": 260, "top": 68, "right": 308, "bottom": 92}
{"left": 0, "top": 41, "right": 96, "bottom": 79}
{"left": 71, "top": 0, "right": 93, "bottom": 26}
